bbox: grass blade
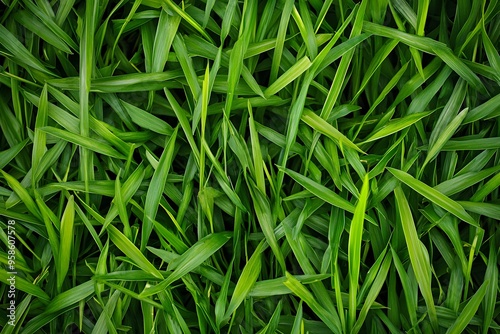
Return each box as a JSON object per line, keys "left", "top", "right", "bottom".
{"left": 284, "top": 272, "right": 342, "bottom": 333}
{"left": 445, "top": 280, "right": 489, "bottom": 334}
{"left": 56, "top": 195, "right": 74, "bottom": 292}
{"left": 302, "top": 109, "right": 365, "bottom": 154}
{"left": 422, "top": 108, "right": 468, "bottom": 170}
{"left": 141, "top": 232, "right": 232, "bottom": 297}
{"left": 107, "top": 224, "right": 163, "bottom": 279}
{"left": 0, "top": 24, "right": 53, "bottom": 75}
{"left": 388, "top": 168, "right": 478, "bottom": 226}
{"left": 40, "top": 127, "right": 126, "bottom": 159}
{"left": 361, "top": 110, "right": 433, "bottom": 144}
{"left": 223, "top": 241, "right": 264, "bottom": 322}
{"left": 348, "top": 174, "right": 369, "bottom": 332}
{"left": 141, "top": 127, "right": 178, "bottom": 251}
{"left": 264, "top": 56, "right": 311, "bottom": 97}
{"left": 394, "top": 187, "right": 437, "bottom": 331}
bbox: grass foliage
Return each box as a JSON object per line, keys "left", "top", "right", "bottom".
{"left": 0, "top": 0, "right": 499, "bottom": 332}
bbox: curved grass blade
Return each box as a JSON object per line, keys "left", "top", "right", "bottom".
{"left": 215, "top": 260, "right": 234, "bottom": 328}
{"left": 164, "top": 0, "right": 214, "bottom": 43}
{"left": 264, "top": 56, "right": 311, "bottom": 97}
{"left": 141, "top": 127, "right": 178, "bottom": 251}
{"left": 19, "top": 280, "right": 95, "bottom": 334}
{"left": 388, "top": 168, "right": 477, "bottom": 226}
{"left": 47, "top": 71, "right": 185, "bottom": 92}
{"left": 434, "top": 165, "right": 500, "bottom": 196}
{"left": 103, "top": 163, "right": 146, "bottom": 230}
{"left": 292, "top": 2, "right": 317, "bottom": 59}
{"left": 363, "top": 22, "right": 486, "bottom": 93}
{"left": 352, "top": 252, "right": 392, "bottom": 334}
{"left": 422, "top": 108, "right": 468, "bottom": 170}
{"left": 463, "top": 94, "right": 500, "bottom": 124}
{"left": 282, "top": 167, "right": 354, "bottom": 213}
{"left": 0, "top": 24, "right": 54, "bottom": 75}
{"left": 391, "top": 248, "right": 418, "bottom": 330}
{"left": 107, "top": 225, "right": 163, "bottom": 279}
{"left": 394, "top": 187, "right": 438, "bottom": 331}
{"left": 391, "top": 0, "right": 417, "bottom": 30}
{"left": 56, "top": 195, "right": 75, "bottom": 292}
{"left": 141, "top": 232, "right": 232, "bottom": 297}
{"left": 0, "top": 268, "right": 50, "bottom": 301}
{"left": 14, "top": 11, "right": 72, "bottom": 53}
{"left": 302, "top": 109, "right": 365, "bottom": 154}
{"left": 348, "top": 174, "right": 369, "bottom": 332}
{"left": 40, "top": 127, "right": 125, "bottom": 159}
{"left": 1, "top": 170, "right": 42, "bottom": 221}
{"left": 152, "top": 8, "right": 180, "bottom": 73}
{"left": 0, "top": 138, "right": 28, "bottom": 170}
{"left": 428, "top": 80, "right": 467, "bottom": 148}
{"left": 361, "top": 110, "right": 433, "bottom": 144}
{"left": 352, "top": 39, "right": 399, "bottom": 101}
{"left": 282, "top": 167, "right": 376, "bottom": 225}
{"left": 46, "top": 280, "right": 95, "bottom": 314}
{"left": 223, "top": 241, "right": 264, "bottom": 322}
{"left": 445, "top": 280, "right": 489, "bottom": 334}
{"left": 457, "top": 202, "right": 500, "bottom": 221}
{"left": 121, "top": 100, "right": 174, "bottom": 136}
{"left": 247, "top": 181, "right": 285, "bottom": 272}
{"left": 284, "top": 272, "right": 342, "bottom": 334}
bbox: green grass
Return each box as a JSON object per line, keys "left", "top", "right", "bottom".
{"left": 0, "top": 0, "right": 499, "bottom": 333}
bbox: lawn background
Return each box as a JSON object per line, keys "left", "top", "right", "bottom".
{"left": 0, "top": 0, "right": 499, "bottom": 333}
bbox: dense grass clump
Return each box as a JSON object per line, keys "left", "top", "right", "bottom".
{"left": 0, "top": 0, "right": 499, "bottom": 333}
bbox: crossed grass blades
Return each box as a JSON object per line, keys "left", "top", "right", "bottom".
{"left": 0, "top": 0, "right": 499, "bottom": 332}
